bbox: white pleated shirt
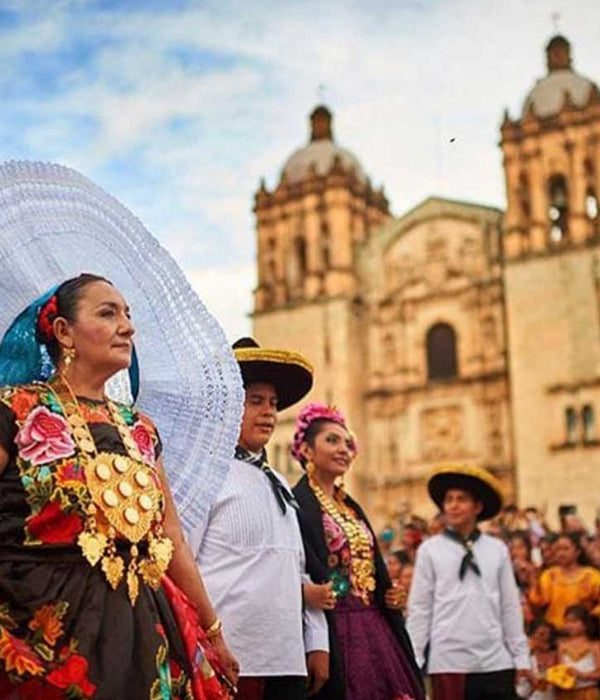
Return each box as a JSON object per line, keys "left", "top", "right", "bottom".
{"left": 407, "top": 532, "right": 530, "bottom": 674}
{"left": 189, "top": 458, "right": 329, "bottom": 677}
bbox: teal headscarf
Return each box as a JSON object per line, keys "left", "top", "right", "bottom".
{"left": 0, "top": 284, "right": 140, "bottom": 398}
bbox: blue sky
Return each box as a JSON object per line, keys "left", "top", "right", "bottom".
{"left": 1, "top": 0, "right": 599, "bottom": 338}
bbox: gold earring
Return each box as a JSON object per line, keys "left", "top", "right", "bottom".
{"left": 306, "top": 460, "right": 316, "bottom": 476}
{"left": 63, "top": 347, "right": 76, "bottom": 367}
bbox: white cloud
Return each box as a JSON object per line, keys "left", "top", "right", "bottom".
{"left": 187, "top": 263, "right": 255, "bottom": 341}
{"left": 1, "top": 0, "right": 600, "bottom": 337}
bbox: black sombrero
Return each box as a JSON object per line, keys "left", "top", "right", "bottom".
{"left": 428, "top": 464, "right": 504, "bottom": 521}
{"left": 233, "top": 337, "right": 313, "bottom": 411}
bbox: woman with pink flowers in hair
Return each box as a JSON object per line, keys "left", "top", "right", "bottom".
{"left": 292, "top": 403, "right": 424, "bottom": 700}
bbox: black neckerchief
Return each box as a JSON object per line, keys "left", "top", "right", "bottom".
{"left": 234, "top": 445, "right": 297, "bottom": 515}
{"left": 443, "top": 527, "right": 482, "bottom": 580}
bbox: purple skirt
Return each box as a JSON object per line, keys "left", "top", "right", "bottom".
{"left": 333, "top": 595, "right": 423, "bottom": 700}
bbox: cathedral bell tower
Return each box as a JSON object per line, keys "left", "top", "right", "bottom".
{"left": 500, "top": 36, "right": 600, "bottom": 523}
{"left": 253, "top": 105, "right": 389, "bottom": 313}
{"left": 252, "top": 105, "right": 390, "bottom": 481}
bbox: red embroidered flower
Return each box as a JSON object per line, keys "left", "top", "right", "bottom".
{"left": 16, "top": 406, "right": 75, "bottom": 465}
{"left": 10, "top": 391, "right": 39, "bottom": 421}
{"left": 46, "top": 654, "right": 96, "bottom": 697}
{"left": 28, "top": 604, "right": 65, "bottom": 646}
{"left": 55, "top": 460, "right": 86, "bottom": 488}
{"left": 37, "top": 295, "right": 58, "bottom": 343}
{"left": 27, "top": 500, "right": 84, "bottom": 544}
{"left": 0, "top": 628, "right": 44, "bottom": 677}
{"left": 79, "top": 403, "right": 110, "bottom": 425}
{"left": 132, "top": 421, "right": 155, "bottom": 464}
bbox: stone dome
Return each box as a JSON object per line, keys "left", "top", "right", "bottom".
{"left": 281, "top": 105, "right": 366, "bottom": 185}
{"left": 522, "top": 35, "right": 598, "bottom": 118}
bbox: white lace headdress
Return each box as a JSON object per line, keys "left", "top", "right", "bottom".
{"left": 0, "top": 160, "right": 244, "bottom": 532}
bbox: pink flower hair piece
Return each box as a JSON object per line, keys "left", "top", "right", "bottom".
{"left": 292, "top": 402, "right": 357, "bottom": 462}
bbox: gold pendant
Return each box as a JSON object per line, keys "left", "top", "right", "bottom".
{"left": 101, "top": 555, "right": 125, "bottom": 589}
{"left": 78, "top": 531, "right": 108, "bottom": 567}
{"left": 139, "top": 559, "right": 163, "bottom": 589}
{"left": 127, "top": 568, "right": 140, "bottom": 606}
{"left": 148, "top": 536, "right": 174, "bottom": 569}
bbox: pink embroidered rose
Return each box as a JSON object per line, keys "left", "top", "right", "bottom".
{"left": 131, "top": 421, "right": 155, "bottom": 464}
{"left": 15, "top": 406, "right": 75, "bottom": 465}
{"left": 323, "top": 512, "right": 345, "bottom": 552}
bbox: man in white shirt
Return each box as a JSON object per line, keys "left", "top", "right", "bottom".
{"left": 407, "top": 465, "right": 532, "bottom": 700}
{"left": 190, "top": 338, "right": 329, "bottom": 700}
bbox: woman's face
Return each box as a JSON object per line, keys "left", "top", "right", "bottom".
{"left": 58, "top": 281, "right": 135, "bottom": 378}
{"left": 400, "top": 564, "right": 414, "bottom": 592}
{"left": 386, "top": 555, "right": 402, "bottom": 581}
{"left": 304, "top": 422, "right": 355, "bottom": 481}
{"left": 531, "top": 624, "right": 551, "bottom": 650}
{"left": 554, "top": 537, "right": 579, "bottom": 568}
{"left": 509, "top": 536, "right": 530, "bottom": 563}
{"left": 564, "top": 613, "right": 585, "bottom": 637}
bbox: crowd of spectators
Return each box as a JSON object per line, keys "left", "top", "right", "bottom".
{"left": 382, "top": 506, "right": 600, "bottom": 699}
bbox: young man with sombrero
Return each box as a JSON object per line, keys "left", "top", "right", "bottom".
{"left": 407, "top": 465, "right": 532, "bottom": 700}
{"left": 189, "top": 338, "right": 329, "bottom": 700}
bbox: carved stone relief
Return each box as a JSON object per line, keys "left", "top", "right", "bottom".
{"left": 420, "top": 405, "right": 465, "bottom": 460}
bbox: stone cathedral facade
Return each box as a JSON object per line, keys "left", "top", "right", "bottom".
{"left": 252, "top": 35, "right": 600, "bottom": 528}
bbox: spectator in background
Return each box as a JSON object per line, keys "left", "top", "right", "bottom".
{"left": 378, "top": 525, "right": 396, "bottom": 557}
{"left": 386, "top": 549, "right": 411, "bottom": 584}
{"left": 400, "top": 522, "right": 424, "bottom": 563}
{"left": 529, "top": 533, "right": 600, "bottom": 632}
{"left": 509, "top": 530, "right": 538, "bottom": 628}
{"left": 539, "top": 534, "right": 559, "bottom": 570}
{"left": 554, "top": 605, "right": 600, "bottom": 700}
{"left": 529, "top": 619, "right": 557, "bottom": 700}
{"left": 428, "top": 512, "right": 445, "bottom": 537}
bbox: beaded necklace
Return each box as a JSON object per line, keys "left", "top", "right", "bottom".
{"left": 308, "top": 471, "right": 376, "bottom": 605}
{"left": 47, "top": 374, "right": 173, "bottom": 605}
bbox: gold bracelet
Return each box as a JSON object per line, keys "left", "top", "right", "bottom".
{"left": 204, "top": 617, "right": 223, "bottom": 639}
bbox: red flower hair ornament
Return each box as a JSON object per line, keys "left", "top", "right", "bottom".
{"left": 292, "top": 402, "right": 357, "bottom": 462}
{"left": 36, "top": 295, "right": 58, "bottom": 343}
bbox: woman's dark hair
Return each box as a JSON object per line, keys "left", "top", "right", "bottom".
{"left": 557, "top": 532, "right": 589, "bottom": 566}
{"left": 528, "top": 617, "right": 557, "bottom": 647}
{"left": 564, "top": 604, "right": 599, "bottom": 639}
{"left": 390, "top": 549, "right": 411, "bottom": 567}
{"left": 38, "top": 273, "right": 111, "bottom": 364}
{"left": 508, "top": 530, "right": 532, "bottom": 560}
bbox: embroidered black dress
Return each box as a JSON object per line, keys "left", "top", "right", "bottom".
{"left": 0, "top": 384, "right": 194, "bottom": 700}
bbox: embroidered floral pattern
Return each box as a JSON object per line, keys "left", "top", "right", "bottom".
{"left": 323, "top": 511, "right": 374, "bottom": 603}
{"left": 132, "top": 421, "right": 156, "bottom": 465}
{"left": 15, "top": 406, "right": 75, "bottom": 466}
{"left": 0, "top": 601, "right": 96, "bottom": 698}
{"left": 0, "top": 384, "right": 161, "bottom": 546}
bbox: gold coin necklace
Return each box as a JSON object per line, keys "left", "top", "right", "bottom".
{"left": 308, "top": 472, "right": 376, "bottom": 605}
{"left": 46, "top": 374, "right": 174, "bottom": 605}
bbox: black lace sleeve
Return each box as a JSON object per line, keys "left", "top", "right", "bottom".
{"left": 0, "top": 401, "right": 17, "bottom": 455}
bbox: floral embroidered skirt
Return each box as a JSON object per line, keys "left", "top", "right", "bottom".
{"left": 333, "top": 596, "right": 423, "bottom": 700}
{"left": 0, "top": 548, "right": 194, "bottom": 700}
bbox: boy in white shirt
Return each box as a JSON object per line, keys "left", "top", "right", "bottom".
{"left": 407, "top": 465, "right": 532, "bottom": 700}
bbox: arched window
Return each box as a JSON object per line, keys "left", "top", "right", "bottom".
{"left": 565, "top": 406, "right": 578, "bottom": 444}
{"left": 294, "top": 236, "right": 307, "bottom": 275}
{"left": 582, "top": 405, "right": 595, "bottom": 443}
{"left": 321, "top": 222, "right": 331, "bottom": 269}
{"left": 426, "top": 323, "right": 458, "bottom": 381}
{"left": 518, "top": 172, "right": 531, "bottom": 223}
{"left": 266, "top": 239, "right": 277, "bottom": 283}
{"left": 548, "top": 175, "right": 568, "bottom": 244}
